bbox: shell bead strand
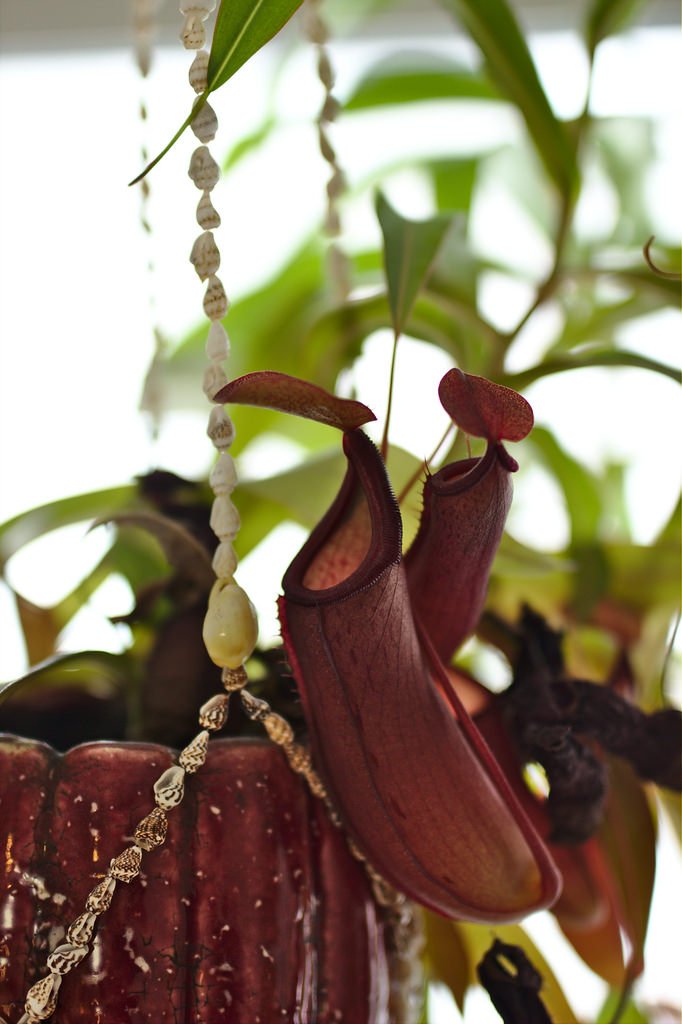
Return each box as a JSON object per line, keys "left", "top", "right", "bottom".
{"left": 179, "top": 0, "right": 215, "bottom": 51}
{"left": 304, "top": 0, "right": 351, "bottom": 301}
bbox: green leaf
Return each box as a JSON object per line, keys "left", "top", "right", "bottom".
{"left": 222, "top": 114, "right": 277, "bottom": 173}
{"left": 207, "top": 0, "right": 303, "bottom": 92}
{"left": 423, "top": 910, "right": 471, "bottom": 1012}
{"left": 92, "top": 512, "right": 213, "bottom": 593}
{"left": 528, "top": 427, "right": 602, "bottom": 546}
{"left": 376, "top": 191, "right": 454, "bottom": 338}
{"left": 0, "top": 650, "right": 128, "bottom": 706}
{"left": 438, "top": 0, "right": 578, "bottom": 197}
{"left": 428, "top": 157, "right": 479, "bottom": 213}
{"left": 345, "top": 51, "right": 499, "bottom": 110}
{"left": 457, "top": 922, "right": 579, "bottom": 1024}
{"left": 594, "top": 118, "right": 656, "bottom": 245}
{"left": 14, "top": 594, "right": 62, "bottom": 667}
{"left": 130, "top": 0, "right": 303, "bottom": 183}
{"left": 596, "top": 990, "right": 649, "bottom": 1023}
{"left": 240, "top": 448, "right": 346, "bottom": 530}
{"left": 504, "top": 349, "right": 679, "bottom": 389}
{"left": 586, "top": 0, "right": 648, "bottom": 56}
{"left": 237, "top": 443, "right": 421, "bottom": 550}
{"left": 0, "top": 486, "right": 138, "bottom": 572}
{"left": 549, "top": 284, "right": 669, "bottom": 357}
{"left": 599, "top": 758, "right": 657, "bottom": 978}
{"left": 605, "top": 540, "right": 681, "bottom": 613}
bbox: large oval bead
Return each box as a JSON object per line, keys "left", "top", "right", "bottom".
{"left": 202, "top": 579, "right": 258, "bottom": 668}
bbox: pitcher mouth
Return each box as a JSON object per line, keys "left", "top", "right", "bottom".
{"left": 282, "top": 430, "right": 402, "bottom": 606}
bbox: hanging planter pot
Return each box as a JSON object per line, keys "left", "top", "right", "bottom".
{"left": 0, "top": 732, "right": 398, "bottom": 1023}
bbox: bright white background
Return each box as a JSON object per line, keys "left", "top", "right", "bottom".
{"left": 0, "top": 11, "right": 679, "bottom": 1023}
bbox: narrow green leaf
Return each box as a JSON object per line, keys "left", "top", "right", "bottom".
{"left": 130, "top": 0, "right": 303, "bottom": 183}
{"left": 345, "top": 51, "right": 499, "bottom": 110}
{"left": 504, "top": 349, "right": 679, "bottom": 389}
{"left": 207, "top": 0, "right": 303, "bottom": 93}
{"left": 376, "top": 191, "right": 454, "bottom": 338}
{"left": 586, "top": 0, "right": 648, "bottom": 55}
{"left": 438, "top": 0, "right": 578, "bottom": 197}
{"left": 128, "top": 109, "right": 196, "bottom": 186}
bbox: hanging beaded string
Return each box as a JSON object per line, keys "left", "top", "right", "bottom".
{"left": 13, "top": 7, "right": 415, "bottom": 1021}
{"left": 133, "top": 0, "right": 171, "bottom": 437}
{"left": 304, "top": 0, "right": 351, "bottom": 303}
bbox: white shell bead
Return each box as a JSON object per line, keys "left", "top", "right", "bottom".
{"left": 188, "top": 146, "right": 220, "bottom": 191}
{"left": 209, "top": 453, "right": 237, "bottom": 494}
{"left": 109, "top": 845, "right": 143, "bottom": 883}
{"left": 153, "top": 764, "right": 186, "bottom": 809}
{"left": 318, "top": 51, "right": 334, "bottom": 89}
{"left": 321, "top": 94, "right": 341, "bottom": 123}
{"left": 212, "top": 540, "right": 238, "bottom": 579}
{"left": 189, "top": 49, "right": 210, "bottom": 93}
{"left": 203, "top": 363, "right": 229, "bottom": 400}
{"left": 210, "top": 495, "right": 240, "bottom": 541}
{"left": 198, "top": 693, "right": 231, "bottom": 731}
{"left": 180, "top": 0, "right": 216, "bottom": 15}
{"left": 180, "top": 14, "right": 206, "bottom": 49}
{"left": 178, "top": 729, "right": 210, "bottom": 773}
{"left": 197, "top": 190, "right": 221, "bottom": 229}
{"left": 325, "top": 205, "right": 341, "bottom": 236}
{"left": 46, "top": 942, "right": 89, "bottom": 975}
{"left": 202, "top": 579, "right": 258, "bottom": 669}
{"left": 222, "top": 664, "right": 248, "bottom": 691}
{"left": 203, "top": 275, "right": 229, "bottom": 320}
{"left": 66, "top": 912, "right": 97, "bottom": 947}
{"left": 205, "top": 321, "right": 230, "bottom": 362}
{"left": 207, "top": 406, "right": 236, "bottom": 449}
{"left": 240, "top": 689, "right": 271, "bottom": 722}
{"left": 318, "top": 125, "right": 335, "bottom": 163}
{"left": 264, "top": 711, "right": 295, "bottom": 746}
{"left": 304, "top": 8, "right": 328, "bottom": 45}
{"left": 134, "top": 806, "right": 168, "bottom": 851}
{"left": 25, "top": 973, "right": 62, "bottom": 1019}
{"left": 191, "top": 100, "right": 219, "bottom": 143}
{"left": 86, "top": 876, "right": 117, "bottom": 914}
{"left": 327, "top": 168, "right": 346, "bottom": 200}
{"left": 190, "top": 230, "right": 220, "bottom": 280}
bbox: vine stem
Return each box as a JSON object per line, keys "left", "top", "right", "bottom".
{"left": 380, "top": 332, "right": 400, "bottom": 460}
{"left": 502, "top": 56, "right": 596, "bottom": 349}
{"left": 396, "top": 421, "right": 454, "bottom": 506}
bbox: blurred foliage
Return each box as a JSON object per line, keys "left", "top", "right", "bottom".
{"left": 1, "top": 0, "right": 679, "bottom": 1021}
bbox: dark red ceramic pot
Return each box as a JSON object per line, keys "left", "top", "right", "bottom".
{"left": 0, "top": 735, "right": 391, "bottom": 1023}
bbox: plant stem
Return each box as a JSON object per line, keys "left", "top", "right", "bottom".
{"left": 380, "top": 332, "right": 400, "bottom": 459}
{"left": 502, "top": 56, "right": 596, "bottom": 349}
{"left": 396, "top": 421, "right": 454, "bottom": 505}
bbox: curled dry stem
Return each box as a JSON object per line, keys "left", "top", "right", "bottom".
{"left": 643, "top": 236, "right": 681, "bottom": 281}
